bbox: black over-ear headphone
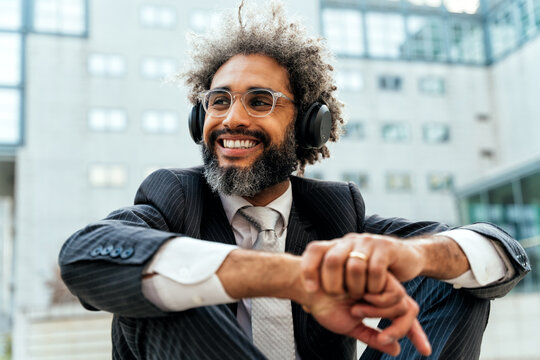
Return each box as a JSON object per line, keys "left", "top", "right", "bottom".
{"left": 188, "top": 102, "right": 332, "bottom": 149}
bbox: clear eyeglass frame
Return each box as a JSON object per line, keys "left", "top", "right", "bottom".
{"left": 200, "top": 88, "right": 294, "bottom": 118}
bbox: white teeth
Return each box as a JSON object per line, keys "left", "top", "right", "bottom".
{"left": 223, "top": 139, "right": 256, "bottom": 149}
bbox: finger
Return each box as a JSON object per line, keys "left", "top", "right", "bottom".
{"left": 321, "top": 241, "right": 353, "bottom": 295}
{"left": 350, "top": 297, "right": 408, "bottom": 319}
{"left": 345, "top": 249, "right": 369, "bottom": 299}
{"left": 366, "top": 245, "right": 389, "bottom": 294}
{"left": 376, "top": 296, "right": 419, "bottom": 347}
{"left": 362, "top": 274, "right": 406, "bottom": 308}
{"left": 407, "top": 319, "right": 432, "bottom": 356}
{"left": 301, "top": 241, "right": 334, "bottom": 293}
{"left": 349, "top": 324, "right": 401, "bottom": 357}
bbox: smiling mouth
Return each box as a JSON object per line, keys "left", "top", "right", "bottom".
{"left": 220, "top": 139, "right": 259, "bottom": 149}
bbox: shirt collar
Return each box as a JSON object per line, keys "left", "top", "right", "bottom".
{"left": 219, "top": 180, "right": 292, "bottom": 229}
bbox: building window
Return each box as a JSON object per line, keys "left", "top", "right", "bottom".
{"left": 88, "top": 54, "right": 126, "bottom": 77}
{"left": 378, "top": 75, "right": 402, "bottom": 91}
{"left": 386, "top": 173, "right": 412, "bottom": 191}
{"left": 0, "top": 89, "right": 21, "bottom": 145}
{"left": 444, "top": 0, "right": 480, "bottom": 14}
{"left": 427, "top": 172, "right": 453, "bottom": 191}
{"left": 406, "top": 16, "right": 446, "bottom": 61}
{"left": 190, "top": 10, "right": 222, "bottom": 33}
{"left": 142, "top": 110, "right": 178, "bottom": 133}
{"left": 418, "top": 76, "right": 445, "bottom": 95}
{"left": 139, "top": 4, "right": 176, "bottom": 29}
{"left": 366, "top": 12, "right": 405, "bottom": 58}
{"left": 140, "top": 57, "right": 176, "bottom": 80}
{"left": 305, "top": 171, "right": 324, "bottom": 180}
{"left": 336, "top": 70, "right": 364, "bottom": 92}
{"left": 448, "top": 20, "right": 485, "bottom": 63}
{"left": 33, "top": 0, "right": 86, "bottom": 35}
{"left": 382, "top": 123, "right": 409, "bottom": 142}
{"left": 342, "top": 172, "right": 369, "bottom": 189}
{"left": 343, "top": 122, "right": 365, "bottom": 140}
{"left": 88, "top": 164, "right": 127, "bottom": 188}
{"left": 489, "top": 5, "right": 519, "bottom": 58}
{"left": 0, "top": 33, "right": 21, "bottom": 86}
{"left": 0, "top": 0, "right": 22, "bottom": 30}
{"left": 322, "top": 8, "right": 364, "bottom": 56}
{"left": 88, "top": 108, "right": 127, "bottom": 132}
{"left": 423, "top": 123, "right": 450, "bottom": 143}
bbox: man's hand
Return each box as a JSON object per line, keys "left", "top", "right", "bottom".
{"left": 301, "top": 233, "right": 469, "bottom": 298}
{"left": 303, "top": 273, "right": 431, "bottom": 357}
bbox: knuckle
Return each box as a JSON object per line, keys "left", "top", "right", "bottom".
{"left": 347, "top": 261, "right": 366, "bottom": 277}
{"left": 324, "top": 253, "right": 343, "bottom": 270}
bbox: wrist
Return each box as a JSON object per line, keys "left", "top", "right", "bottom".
{"left": 413, "top": 235, "right": 470, "bottom": 279}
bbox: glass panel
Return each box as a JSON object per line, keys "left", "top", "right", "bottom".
{"left": 88, "top": 54, "right": 126, "bottom": 77}
{"left": 419, "top": 76, "right": 446, "bottom": 95}
{"left": 142, "top": 110, "right": 179, "bottom": 133}
{"left": 406, "top": 16, "right": 447, "bottom": 61}
{"left": 378, "top": 75, "right": 402, "bottom": 91}
{"left": 489, "top": 4, "right": 519, "bottom": 57}
{"left": 342, "top": 172, "right": 369, "bottom": 189}
{"left": 382, "top": 123, "right": 409, "bottom": 142}
{"left": 190, "top": 10, "right": 221, "bottom": 34}
{"left": 322, "top": 9, "right": 364, "bottom": 56}
{"left": 88, "top": 108, "right": 127, "bottom": 132}
{"left": 140, "top": 5, "right": 176, "bottom": 29}
{"left": 448, "top": 20, "right": 485, "bottom": 63}
{"left": 0, "top": 0, "right": 21, "bottom": 30}
{"left": 515, "top": 0, "right": 533, "bottom": 39}
{"left": 487, "top": 183, "right": 517, "bottom": 237}
{"left": 444, "top": 0, "right": 480, "bottom": 14}
{"left": 520, "top": 172, "right": 540, "bottom": 238}
{"left": 343, "top": 122, "right": 365, "bottom": 140}
{"left": 0, "top": 89, "right": 21, "bottom": 145}
{"left": 140, "top": 57, "right": 177, "bottom": 80}
{"left": 34, "top": 0, "right": 85, "bottom": 35}
{"left": 534, "top": 0, "right": 540, "bottom": 28}
{"left": 0, "top": 33, "right": 21, "bottom": 86}
{"left": 88, "top": 164, "right": 127, "bottom": 187}
{"left": 461, "top": 194, "right": 487, "bottom": 223}
{"left": 423, "top": 123, "right": 450, "bottom": 143}
{"left": 336, "top": 70, "right": 364, "bottom": 92}
{"left": 366, "top": 12, "right": 405, "bottom": 58}
{"left": 386, "top": 173, "right": 412, "bottom": 191}
{"left": 427, "top": 172, "right": 453, "bottom": 191}
{"left": 407, "top": 0, "right": 443, "bottom": 8}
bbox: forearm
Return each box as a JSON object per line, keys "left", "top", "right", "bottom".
{"left": 412, "top": 235, "right": 470, "bottom": 280}
{"left": 217, "top": 249, "right": 306, "bottom": 303}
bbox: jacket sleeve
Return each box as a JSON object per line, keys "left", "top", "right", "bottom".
{"left": 363, "top": 213, "right": 530, "bottom": 299}
{"left": 59, "top": 169, "right": 190, "bottom": 317}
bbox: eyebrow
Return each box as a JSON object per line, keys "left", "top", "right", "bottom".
{"left": 209, "top": 86, "right": 276, "bottom": 92}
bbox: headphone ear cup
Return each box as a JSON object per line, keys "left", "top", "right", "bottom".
{"left": 296, "top": 103, "right": 332, "bottom": 149}
{"left": 188, "top": 103, "right": 205, "bottom": 143}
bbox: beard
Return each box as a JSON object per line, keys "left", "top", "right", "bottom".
{"left": 202, "top": 125, "right": 298, "bottom": 197}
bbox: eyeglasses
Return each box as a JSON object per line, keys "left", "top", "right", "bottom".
{"left": 200, "top": 88, "right": 294, "bottom": 118}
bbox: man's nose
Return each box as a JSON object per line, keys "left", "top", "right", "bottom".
{"left": 222, "top": 96, "right": 251, "bottom": 129}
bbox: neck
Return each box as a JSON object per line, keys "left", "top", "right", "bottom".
{"left": 243, "top": 180, "right": 289, "bottom": 206}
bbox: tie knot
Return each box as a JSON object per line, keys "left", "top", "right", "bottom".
{"left": 238, "top": 206, "right": 281, "bottom": 233}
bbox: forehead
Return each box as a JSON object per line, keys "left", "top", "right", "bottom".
{"left": 210, "top": 54, "right": 291, "bottom": 95}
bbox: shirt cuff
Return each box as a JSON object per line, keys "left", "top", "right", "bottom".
{"left": 142, "top": 237, "right": 237, "bottom": 311}
{"left": 439, "top": 229, "right": 508, "bottom": 288}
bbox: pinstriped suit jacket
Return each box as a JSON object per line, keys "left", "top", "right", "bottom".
{"left": 59, "top": 167, "right": 530, "bottom": 359}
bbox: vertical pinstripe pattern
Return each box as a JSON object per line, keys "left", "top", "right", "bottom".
{"left": 59, "top": 167, "right": 530, "bottom": 359}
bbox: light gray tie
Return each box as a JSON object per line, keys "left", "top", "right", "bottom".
{"left": 239, "top": 206, "right": 296, "bottom": 360}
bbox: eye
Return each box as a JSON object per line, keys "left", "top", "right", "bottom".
{"left": 208, "top": 92, "right": 231, "bottom": 108}
{"left": 247, "top": 91, "right": 273, "bottom": 110}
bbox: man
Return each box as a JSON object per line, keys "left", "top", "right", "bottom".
{"left": 59, "top": 2, "right": 529, "bottom": 360}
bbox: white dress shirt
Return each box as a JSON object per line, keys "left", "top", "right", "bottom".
{"left": 142, "top": 179, "right": 511, "bottom": 323}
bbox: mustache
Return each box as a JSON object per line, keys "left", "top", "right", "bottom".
{"left": 208, "top": 128, "right": 271, "bottom": 147}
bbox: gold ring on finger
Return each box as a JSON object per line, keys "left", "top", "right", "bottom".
{"left": 348, "top": 251, "right": 368, "bottom": 262}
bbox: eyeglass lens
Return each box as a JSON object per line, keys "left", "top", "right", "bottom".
{"left": 204, "top": 89, "right": 275, "bottom": 117}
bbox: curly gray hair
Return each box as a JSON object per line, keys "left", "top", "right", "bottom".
{"left": 182, "top": 1, "right": 344, "bottom": 172}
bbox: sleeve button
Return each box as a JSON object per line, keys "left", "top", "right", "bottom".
{"left": 120, "top": 248, "right": 134, "bottom": 259}
{"left": 101, "top": 245, "right": 114, "bottom": 255}
{"left": 110, "top": 246, "right": 123, "bottom": 258}
{"left": 90, "top": 246, "right": 103, "bottom": 256}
